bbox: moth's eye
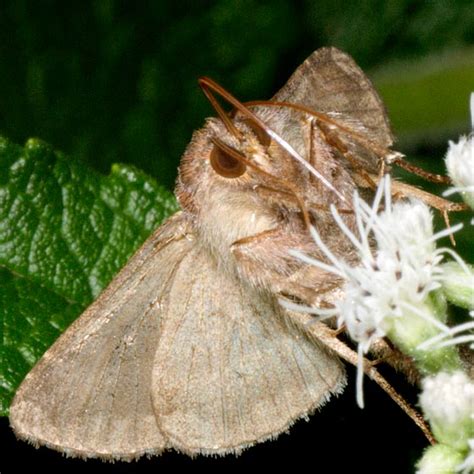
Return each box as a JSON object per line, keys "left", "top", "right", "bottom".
{"left": 210, "top": 145, "right": 247, "bottom": 178}
{"left": 242, "top": 119, "right": 271, "bottom": 148}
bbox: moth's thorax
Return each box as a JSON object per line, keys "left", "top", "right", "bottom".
{"left": 175, "top": 120, "right": 274, "bottom": 269}
{"left": 175, "top": 106, "right": 364, "bottom": 301}
{"left": 197, "top": 185, "right": 276, "bottom": 268}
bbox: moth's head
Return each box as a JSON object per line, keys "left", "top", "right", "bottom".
{"left": 176, "top": 77, "right": 354, "bottom": 221}
{"left": 174, "top": 78, "right": 362, "bottom": 282}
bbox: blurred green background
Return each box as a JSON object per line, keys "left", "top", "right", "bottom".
{"left": 0, "top": 0, "right": 473, "bottom": 190}
{"left": 1, "top": 2, "right": 473, "bottom": 470}
{"left": 0, "top": 0, "right": 474, "bottom": 260}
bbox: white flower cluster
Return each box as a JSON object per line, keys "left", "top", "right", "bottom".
{"left": 289, "top": 175, "right": 461, "bottom": 406}
{"left": 286, "top": 90, "right": 474, "bottom": 474}
{"left": 336, "top": 195, "right": 447, "bottom": 351}
{"left": 444, "top": 92, "right": 474, "bottom": 209}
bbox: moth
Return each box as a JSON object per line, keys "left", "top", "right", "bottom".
{"left": 9, "top": 47, "right": 434, "bottom": 460}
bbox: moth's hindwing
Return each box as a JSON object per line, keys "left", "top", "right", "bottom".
{"left": 151, "top": 241, "right": 346, "bottom": 455}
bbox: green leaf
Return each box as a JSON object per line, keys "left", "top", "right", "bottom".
{"left": 0, "top": 137, "right": 179, "bottom": 416}
{"left": 0, "top": 268, "right": 83, "bottom": 415}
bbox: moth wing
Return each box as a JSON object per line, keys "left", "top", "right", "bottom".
{"left": 273, "top": 46, "right": 394, "bottom": 148}
{"left": 152, "top": 245, "right": 346, "bottom": 456}
{"left": 9, "top": 213, "right": 193, "bottom": 460}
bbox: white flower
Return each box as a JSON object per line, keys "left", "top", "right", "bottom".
{"left": 420, "top": 371, "right": 474, "bottom": 452}
{"left": 457, "top": 439, "right": 474, "bottom": 474}
{"left": 445, "top": 135, "right": 474, "bottom": 190}
{"left": 444, "top": 92, "right": 474, "bottom": 208}
{"left": 288, "top": 175, "right": 461, "bottom": 407}
{"left": 420, "top": 371, "right": 474, "bottom": 427}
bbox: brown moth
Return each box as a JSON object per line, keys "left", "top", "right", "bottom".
{"left": 9, "top": 47, "right": 415, "bottom": 460}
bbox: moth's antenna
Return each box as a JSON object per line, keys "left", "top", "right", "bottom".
{"left": 199, "top": 79, "right": 243, "bottom": 140}
{"left": 247, "top": 100, "right": 453, "bottom": 185}
{"left": 198, "top": 77, "right": 350, "bottom": 207}
{"left": 246, "top": 99, "right": 390, "bottom": 156}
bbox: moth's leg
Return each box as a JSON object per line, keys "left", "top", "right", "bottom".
{"left": 317, "top": 119, "right": 468, "bottom": 219}
{"left": 305, "top": 118, "right": 359, "bottom": 208}
{"left": 314, "top": 321, "right": 435, "bottom": 444}
{"left": 386, "top": 158, "right": 459, "bottom": 242}
{"left": 370, "top": 338, "right": 420, "bottom": 385}
{"left": 323, "top": 132, "right": 467, "bottom": 244}
{"left": 231, "top": 226, "right": 342, "bottom": 306}
{"left": 315, "top": 119, "right": 379, "bottom": 190}
{"left": 390, "top": 154, "right": 452, "bottom": 184}
{"left": 390, "top": 178, "right": 468, "bottom": 210}
{"left": 289, "top": 313, "right": 435, "bottom": 444}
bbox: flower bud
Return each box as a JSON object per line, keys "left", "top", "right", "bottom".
{"left": 441, "top": 262, "right": 474, "bottom": 310}
{"left": 420, "top": 371, "right": 474, "bottom": 451}
{"left": 416, "top": 444, "right": 465, "bottom": 474}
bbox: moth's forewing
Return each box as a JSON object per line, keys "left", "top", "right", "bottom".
{"left": 271, "top": 47, "right": 394, "bottom": 173}
{"left": 274, "top": 47, "right": 393, "bottom": 147}
{"left": 9, "top": 213, "right": 346, "bottom": 459}
{"left": 9, "top": 214, "right": 191, "bottom": 460}
{"left": 151, "top": 244, "right": 346, "bottom": 456}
